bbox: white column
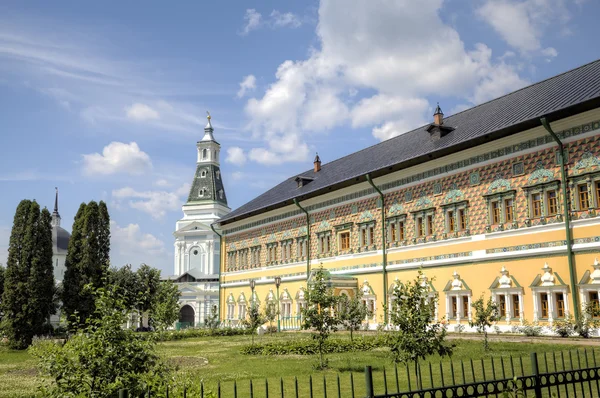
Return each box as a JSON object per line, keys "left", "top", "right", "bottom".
{"left": 533, "top": 293, "right": 539, "bottom": 322}
{"left": 547, "top": 290, "right": 554, "bottom": 325}
{"left": 504, "top": 292, "right": 510, "bottom": 325}
{"left": 564, "top": 291, "right": 570, "bottom": 316}
{"left": 467, "top": 295, "right": 472, "bottom": 322}
{"left": 518, "top": 294, "right": 524, "bottom": 323}
{"left": 445, "top": 296, "right": 450, "bottom": 322}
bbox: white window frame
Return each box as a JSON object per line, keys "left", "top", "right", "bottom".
{"left": 445, "top": 292, "right": 472, "bottom": 324}
{"left": 532, "top": 287, "right": 569, "bottom": 325}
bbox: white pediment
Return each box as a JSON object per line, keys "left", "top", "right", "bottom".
{"left": 174, "top": 221, "right": 213, "bottom": 235}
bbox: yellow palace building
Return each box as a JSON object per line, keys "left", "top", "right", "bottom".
{"left": 215, "top": 59, "right": 600, "bottom": 332}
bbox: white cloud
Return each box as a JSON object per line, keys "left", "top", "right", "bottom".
{"left": 477, "top": 0, "right": 572, "bottom": 54}
{"left": 82, "top": 142, "right": 152, "bottom": 176}
{"left": 237, "top": 75, "right": 257, "bottom": 98}
{"left": 231, "top": 171, "right": 245, "bottom": 181}
{"left": 270, "top": 11, "right": 302, "bottom": 28}
{"left": 226, "top": 147, "right": 247, "bottom": 166}
{"left": 240, "top": 9, "right": 303, "bottom": 35}
{"left": 541, "top": 47, "right": 558, "bottom": 58}
{"left": 126, "top": 103, "right": 159, "bottom": 121}
{"left": 241, "top": 9, "right": 262, "bottom": 36}
{"left": 112, "top": 183, "right": 189, "bottom": 219}
{"left": 110, "top": 221, "right": 168, "bottom": 269}
{"left": 243, "top": 0, "right": 530, "bottom": 158}
{"left": 153, "top": 179, "right": 171, "bottom": 187}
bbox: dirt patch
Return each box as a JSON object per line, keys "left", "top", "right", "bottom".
{"left": 6, "top": 367, "right": 38, "bottom": 377}
{"left": 168, "top": 356, "right": 208, "bottom": 368}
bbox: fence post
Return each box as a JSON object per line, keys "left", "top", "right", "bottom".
{"left": 365, "top": 366, "right": 374, "bottom": 398}
{"left": 530, "top": 352, "right": 542, "bottom": 398}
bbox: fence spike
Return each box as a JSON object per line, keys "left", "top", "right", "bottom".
{"left": 519, "top": 356, "right": 524, "bottom": 377}
{"left": 471, "top": 358, "right": 476, "bottom": 383}
{"left": 439, "top": 362, "right": 445, "bottom": 387}
{"left": 364, "top": 366, "right": 374, "bottom": 398}
{"left": 266, "top": 378, "right": 269, "bottom": 398}
{"left": 166, "top": 385, "right": 169, "bottom": 398}
{"left": 350, "top": 373, "right": 355, "bottom": 398}
{"left": 530, "top": 352, "right": 542, "bottom": 398}
{"left": 250, "top": 380, "right": 254, "bottom": 398}
{"left": 509, "top": 356, "right": 515, "bottom": 378}
{"left": 501, "top": 357, "right": 506, "bottom": 379}
{"left": 583, "top": 348, "right": 593, "bottom": 397}
{"left": 406, "top": 363, "right": 412, "bottom": 392}
{"left": 460, "top": 360, "right": 466, "bottom": 384}
{"left": 234, "top": 380, "right": 238, "bottom": 398}
{"left": 383, "top": 366, "right": 388, "bottom": 395}
{"left": 481, "top": 359, "right": 487, "bottom": 382}
{"left": 337, "top": 374, "right": 341, "bottom": 398}
{"left": 280, "top": 377, "right": 284, "bottom": 398}
{"left": 323, "top": 375, "right": 328, "bottom": 398}
{"left": 428, "top": 362, "right": 434, "bottom": 389}
{"left": 294, "top": 377, "right": 298, "bottom": 398}
{"left": 183, "top": 385, "right": 187, "bottom": 398}
{"left": 218, "top": 381, "right": 221, "bottom": 398}
{"left": 310, "top": 375, "right": 313, "bottom": 398}
{"left": 394, "top": 363, "right": 399, "bottom": 393}
{"left": 201, "top": 382, "right": 204, "bottom": 398}
{"left": 450, "top": 360, "right": 456, "bottom": 385}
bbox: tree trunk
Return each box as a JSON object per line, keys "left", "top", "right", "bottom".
{"left": 350, "top": 327, "right": 353, "bottom": 342}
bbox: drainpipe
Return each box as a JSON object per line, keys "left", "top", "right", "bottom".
{"left": 540, "top": 117, "right": 580, "bottom": 321}
{"left": 210, "top": 223, "right": 224, "bottom": 324}
{"left": 293, "top": 198, "right": 311, "bottom": 279}
{"left": 366, "top": 173, "right": 388, "bottom": 324}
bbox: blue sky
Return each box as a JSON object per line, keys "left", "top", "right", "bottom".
{"left": 0, "top": 0, "right": 597, "bottom": 276}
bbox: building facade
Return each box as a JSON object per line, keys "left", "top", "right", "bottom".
{"left": 171, "top": 114, "right": 230, "bottom": 327}
{"left": 50, "top": 188, "right": 70, "bottom": 326}
{"left": 215, "top": 60, "right": 600, "bottom": 332}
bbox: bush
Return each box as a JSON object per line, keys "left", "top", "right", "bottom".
{"left": 552, "top": 315, "right": 575, "bottom": 337}
{"left": 157, "top": 327, "right": 250, "bottom": 341}
{"left": 240, "top": 335, "right": 385, "bottom": 355}
{"left": 518, "top": 320, "right": 543, "bottom": 337}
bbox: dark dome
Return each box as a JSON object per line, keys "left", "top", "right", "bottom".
{"left": 52, "top": 226, "right": 71, "bottom": 251}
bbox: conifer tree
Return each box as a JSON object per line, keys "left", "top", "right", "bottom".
{"left": 29, "top": 207, "right": 56, "bottom": 335}
{"left": 62, "top": 201, "right": 111, "bottom": 330}
{"left": 2, "top": 200, "right": 55, "bottom": 348}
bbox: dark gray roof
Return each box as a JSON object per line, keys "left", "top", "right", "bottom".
{"left": 52, "top": 226, "right": 70, "bottom": 251}
{"left": 219, "top": 59, "right": 600, "bottom": 225}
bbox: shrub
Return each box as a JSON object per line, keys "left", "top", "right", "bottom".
{"left": 575, "top": 303, "right": 600, "bottom": 338}
{"left": 552, "top": 315, "right": 575, "bottom": 338}
{"left": 518, "top": 320, "right": 542, "bottom": 337}
{"left": 240, "top": 335, "right": 386, "bottom": 355}
{"left": 158, "top": 327, "right": 249, "bottom": 341}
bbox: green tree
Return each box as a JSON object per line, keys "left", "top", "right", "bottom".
{"left": 2, "top": 200, "right": 55, "bottom": 349}
{"left": 62, "top": 201, "right": 111, "bottom": 330}
{"left": 300, "top": 266, "right": 339, "bottom": 369}
{"left": 388, "top": 270, "right": 453, "bottom": 387}
{"left": 30, "top": 285, "right": 170, "bottom": 397}
{"left": 0, "top": 264, "right": 5, "bottom": 305}
{"left": 243, "top": 304, "right": 265, "bottom": 345}
{"left": 150, "top": 280, "right": 180, "bottom": 331}
{"left": 204, "top": 304, "right": 220, "bottom": 332}
{"left": 264, "top": 301, "right": 277, "bottom": 334}
{"left": 338, "top": 290, "right": 370, "bottom": 341}
{"left": 107, "top": 264, "right": 139, "bottom": 311}
{"left": 136, "top": 264, "right": 161, "bottom": 328}
{"left": 469, "top": 295, "right": 499, "bottom": 351}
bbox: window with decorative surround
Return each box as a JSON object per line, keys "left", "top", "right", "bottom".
{"left": 441, "top": 191, "right": 468, "bottom": 239}
{"left": 250, "top": 246, "right": 261, "bottom": 268}
{"left": 227, "top": 251, "right": 237, "bottom": 271}
{"left": 266, "top": 243, "right": 278, "bottom": 264}
{"left": 443, "top": 271, "right": 472, "bottom": 324}
{"left": 530, "top": 263, "right": 569, "bottom": 324}
{"left": 484, "top": 176, "right": 516, "bottom": 232}
{"left": 489, "top": 266, "right": 524, "bottom": 324}
{"left": 296, "top": 237, "right": 308, "bottom": 259}
{"left": 387, "top": 215, "right": 406, "bottom": 246}
{"left": 521, "top": 163, "right": 562, "bottom": 226}
{"left": 317, "top": 231, "right": 332, "bottom": 255}
{"left": 358, "top": 222, "right": 375, "bottom": 249}
{"left": 360, "top": 281, "right": 377, "bottom": 320}
{"left": 280, "top": 239, "right": 293, "bottom": 262}
{"left": 568, "top": 152, "right": 600, "bottom": 214}
{"left": 577, "top": 258, "right": 600, "bottom": 318}
{"left": 411, "top": 194, "right": 435, "bottom": 242}
{"left": 226, "top": 294, "right": 236, "bottom": 320}
{"left": 334, "top": 222, "right": 353, "bottom": 254}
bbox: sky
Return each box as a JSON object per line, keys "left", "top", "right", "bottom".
{"left": 0, "top": 0, "right": 598, "bottom": 276}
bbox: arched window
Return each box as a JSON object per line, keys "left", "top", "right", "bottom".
{"left": 202, "top": 148, "right": 208, "bottom": 159}
{"left": 200, "top": 170, "right": 207, "bottom": 178}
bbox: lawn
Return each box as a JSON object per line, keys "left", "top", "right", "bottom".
{"left": 0, "top": 332, "right": 593, "bottom": 397}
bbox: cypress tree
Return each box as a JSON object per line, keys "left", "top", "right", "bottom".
{"left": 29, "top": 208, "right": 56, "bottom": 334}
{"left": 62, "top": 201, "right": 111, "bottom": 330}
{"left": 62, "top": 203, "right": 87, "bottom": 329}
{"left": 2, "top": 200, "right": 54, "bottom": 349}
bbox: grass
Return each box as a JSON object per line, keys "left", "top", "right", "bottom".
{"left": 0, "top": 331, "right": 593, "bottom": 397}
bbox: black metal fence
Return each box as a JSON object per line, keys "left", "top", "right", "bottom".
{"left": 118, "top": 348, "right": 600, "bottom": 397}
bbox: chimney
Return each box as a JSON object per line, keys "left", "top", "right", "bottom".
{"left": 313, "top": 153, "right": 321, "bottom": 173}
{"left": 433, "top": 103, "right": 443, "bottom": 125}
